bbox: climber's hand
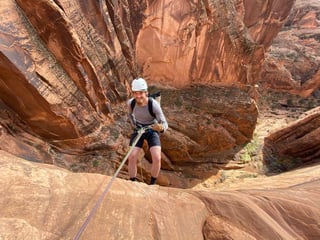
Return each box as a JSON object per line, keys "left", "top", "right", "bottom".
{"left": 151, "top": 123, "right": 164, "bottom": 133}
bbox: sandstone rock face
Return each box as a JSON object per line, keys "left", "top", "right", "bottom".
{"left": 264, "top": 107, "right": 320, "bottom": 171}
{"left": 0, "top": 0, "right": 141, "bottom": 168}
{"left": 0, "top": 0, "right": 134, "bottom": 165}
{"left": 0, "top": 0, "right": 297, "bottom": 186}
{"left": 155, "top": 86, "right": 258, "bottom": 186}
{"left": 1, "top": 2, "right": 319, "bottom": 238}
{"left": 136, "top": 0, "right": 295, "bottom": 87}
{"left": 1, "top": 151, "right": 319, "bottom": 239}
{"left": 259, "top": 0, "right": 320, "bottom": 96}
{"left": 242, "top": 0, "right": 295, "bottom": 47}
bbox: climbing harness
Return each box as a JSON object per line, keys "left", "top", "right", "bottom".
{"left": 73, "top": 127, "right": 148, "bottom": 240}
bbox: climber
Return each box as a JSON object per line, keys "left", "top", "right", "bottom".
{"left": 127, "top": 77, "right": 168, "bottom": 185}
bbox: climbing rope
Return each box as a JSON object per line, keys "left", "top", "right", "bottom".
{"left": 73, "top": 127, "right": 147, "bottom": 240}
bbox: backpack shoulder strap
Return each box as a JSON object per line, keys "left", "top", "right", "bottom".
{"left": 148, "top": 98, "right": 156, "bottom": 118}
{"left": 130, "top": 99, "right": 136, "bottom": 112}
{"left": 131, "top": 98, "right": 155, "bottom": 118}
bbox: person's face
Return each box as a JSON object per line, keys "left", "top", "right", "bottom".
{"left": 133, "top": 91, "right": 148, "bottom": 105}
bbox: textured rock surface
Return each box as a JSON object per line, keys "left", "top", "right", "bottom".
{"left": 259, "top": 0, "right": 320, "bottom": 96}
{"left": 148, "top": 85, "right": 258, "bottom": 186}
{"left": 0, "top": 0, "right": 312, "bottom": 187}
{"left": 136, "top": 0, "right": 296, "bottom": 88}
{"left": 0, "top": 151, "right": 319, "bottom": 240}
{"left": 0, "top": 0, "right": 276, "bottom": 139}
{"left": 264, "top": 106, "right": 320, "bottom": 171}
{"left": 1, "top": 1, "right": 319, "bottom": 237}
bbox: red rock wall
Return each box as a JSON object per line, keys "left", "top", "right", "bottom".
{"left": 264, "top": 107, "right": 320, "bottom": 169}
{"left": 0, "top": 0, "right": 298, "bottom": 184}
{"left": 0, "top": 0, "right": 294, "bottom": 141}
{"left": 136, "top": 0, "right": 295, "bottom": 87}
{"left": 259, "top": 0, "right": 320, "bottom": 96}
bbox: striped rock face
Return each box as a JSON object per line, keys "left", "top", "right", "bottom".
{"left": 3, "top": 0, "right": 319, "bottom": 187}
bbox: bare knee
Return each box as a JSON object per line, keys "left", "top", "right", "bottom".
{"left": 128, "top": 153, "right": 138, "bottom": 164}
{"left": 152, "top": 155, "right": 161, "bottom": 165}
{"left": 129, "top": 147, "right": 141, "bottom": 163}
{"left": 150, "top": 146, "right": 161, "bottom": 161}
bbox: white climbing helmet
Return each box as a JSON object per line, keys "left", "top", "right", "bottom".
{"left": 131, "top": 78, "right": 148, "bottom": 92}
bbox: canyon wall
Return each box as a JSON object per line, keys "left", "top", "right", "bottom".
{"left": 259, "top": 0, "right": 320, "bottom": 96}
{"left": 0, "top": 0, "right": 306, "bottom": 185}
{"left": 264, "top": 107, "right": 320, "bottom": 171}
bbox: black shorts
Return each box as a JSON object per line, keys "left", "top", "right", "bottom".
{"left": 129, "top": 129, "right": 161, "bottom": 148}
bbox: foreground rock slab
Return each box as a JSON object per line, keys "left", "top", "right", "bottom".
{"left": 0, "top": 151, "right": 319, "bottom": 240}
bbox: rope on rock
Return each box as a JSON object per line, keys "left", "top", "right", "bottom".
{"left": 73, "top": 127, "right": 147, "bottom": 240}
